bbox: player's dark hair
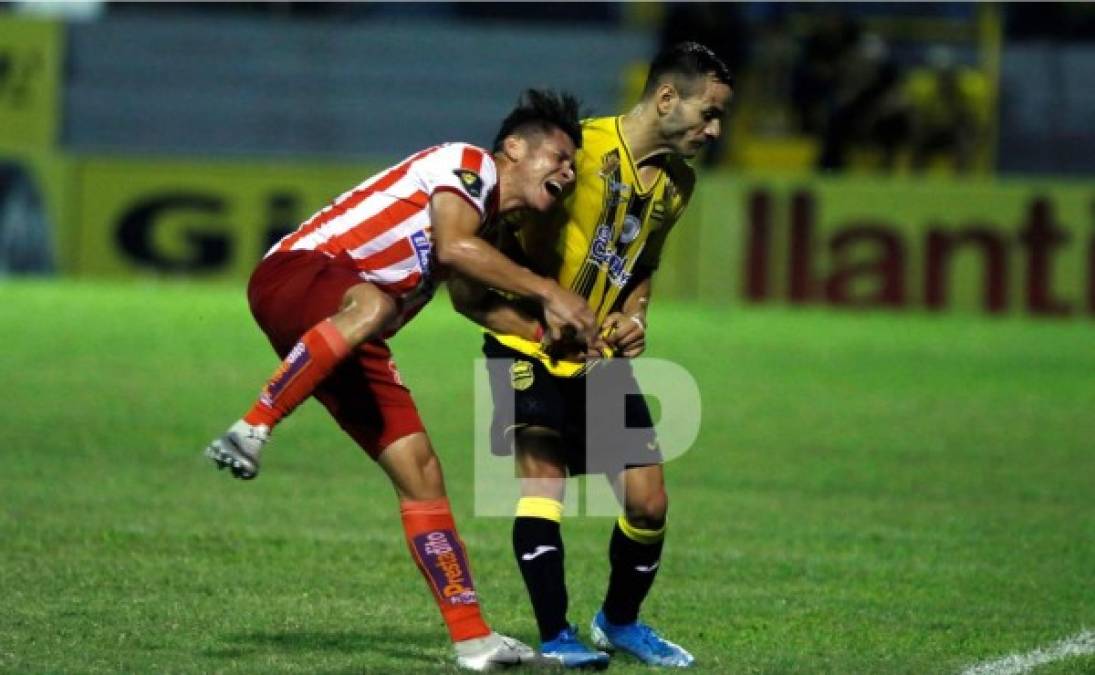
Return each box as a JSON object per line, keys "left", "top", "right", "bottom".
{"left": 641, "top": 41, "right": 734, "bottom": 98}
{"left": 492, "top": 89, "right": 583, "bottom": 153}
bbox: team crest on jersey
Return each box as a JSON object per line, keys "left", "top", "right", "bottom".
{"left": 620, "top": 215, "right": 642, "bottom": 244}
{"left": 453, "top": 169, "right": 483, "bottom": 199}
{"left": 510, "top": 360, "right": 534, "bottom": 391}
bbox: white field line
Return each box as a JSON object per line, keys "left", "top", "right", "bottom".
{"left": 960, "top": 630, "right": 1095, "bottom": 675}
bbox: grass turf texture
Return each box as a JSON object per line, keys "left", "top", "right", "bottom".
{"left": 1, "top": 279, "right": 1093, "bottom": 674}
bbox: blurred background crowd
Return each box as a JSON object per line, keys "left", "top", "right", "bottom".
{"left": 4, "top": 1, "right": 1095, "bottom": 177}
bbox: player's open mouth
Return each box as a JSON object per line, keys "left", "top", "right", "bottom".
{"left": 545, "top": 180, "right": 563, "bottom": 198}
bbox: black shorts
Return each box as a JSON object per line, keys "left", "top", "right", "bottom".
{"left": 483, "top": 334, "right": 661, "bottom": 476}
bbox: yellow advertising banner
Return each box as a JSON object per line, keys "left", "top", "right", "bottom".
{"left": 0, "top": 15, "right": 62, "bottom": 148}
{"left": 660, "top": 173, "right": 1095, "bottom": 318}
{"left": 66, "top": 154, "right": 1094, "bottom": 318}
{"left": 72, "top": 156, "right": 379, "bottom": 280}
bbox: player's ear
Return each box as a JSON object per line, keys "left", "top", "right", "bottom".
{"left": 656, "top": 82, "right": 678, "bottom": 115}
{"left": 502, "top": 135, "right": 527, "bottom": 162}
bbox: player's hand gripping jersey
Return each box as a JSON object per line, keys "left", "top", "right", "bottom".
{"left": 270, "top": 143, "right": 498, "bottom": 335}
{"left": 488, "top": 116, "right": 694, "bottom": 376}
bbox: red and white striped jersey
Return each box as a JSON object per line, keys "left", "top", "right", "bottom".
{"left": 267, "top": 142, "right": 498, "bottom": 333}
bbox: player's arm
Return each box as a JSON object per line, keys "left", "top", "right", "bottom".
{"left": 599, "top": 171, "right": 691, "bottom": 358}
{"left": 430, "top": 191, "right": 594, "bottom": 341}
{"left": 448, "top": 272, "right": 542, "bottom": 341}
{"left": 598, "top": 268, "right": 652, "bottom": 358}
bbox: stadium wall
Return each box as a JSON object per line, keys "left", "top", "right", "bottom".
{"left": 25, "top": 155, "right": 1093, "bottom": 319}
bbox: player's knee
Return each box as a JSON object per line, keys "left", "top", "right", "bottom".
{"left": 397, "top": 450, "right": 444, "bottom": 501}
{"left": 625, "top": 488, "right": 668, "bottom": 530}
{"left": 416, "top": 450, "right": 444, "bottom": 493}
{"left": 335, "top": 284, "right": 397, "bottom": 345}
{"left": 378, "top": 433, "right": 446, "bottom": 501}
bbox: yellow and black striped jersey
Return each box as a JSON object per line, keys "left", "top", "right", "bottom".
{"left": 489, "top": 115, "right": 695, "bottom": 376}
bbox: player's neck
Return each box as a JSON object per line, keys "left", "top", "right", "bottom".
{"left": 493, "top": 157, "right": 525, "bottom": 213}
{"left": 620, "top": 107, "right": 674, "bottom": 167}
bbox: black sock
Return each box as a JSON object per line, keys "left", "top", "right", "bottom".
{"left": 601, "top": 519, "right": 664, "bottom": 625}
{"left": 513, "top": 516, "right": 568, "bottom": 641}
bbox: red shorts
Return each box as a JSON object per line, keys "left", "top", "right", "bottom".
{"left": 247, "top": 250, "right": 425, "bottom": 459}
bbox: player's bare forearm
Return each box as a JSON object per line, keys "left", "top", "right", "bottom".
{"left": 448, "top": 274, "right": 541, "bottom": 341}
{"left": 431, "top": 192, "right": 594, "bottom": 340}
{"left": 430, "top": 192, "right": 554, "bottom": 300}
{"left": 436, "top": 231, "right": 554, "bottom": 302}
{"left": 483, "top": 306, "right": 540, "bottom": 341}
{"left": 597, "top": 272, "right": 652, "bottom": 359}
{"left": 620, "top": 274, "right": 652, "bottom": 321}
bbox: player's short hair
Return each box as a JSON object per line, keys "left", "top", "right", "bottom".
{"left": 641, "top": 41, "right": 735, "bottom": 98}
{"left": 492, "top": 89, "right": 583, "bottom": 153}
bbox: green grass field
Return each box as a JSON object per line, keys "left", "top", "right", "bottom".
{"left": 1, "top": 279, "right": 1093, "bottom": 674}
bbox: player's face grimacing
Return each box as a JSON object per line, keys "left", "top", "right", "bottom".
{"left": 663, "top": 74, "right": 733, "bottom": 158}
{"left": 520, "top": 127, "right": 577, "bottom": 212}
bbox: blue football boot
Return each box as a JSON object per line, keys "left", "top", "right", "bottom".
{"left": 590, "top": 611, "right": 695, "bottom": 667}
{"left": 540, "top": 625, "right": 610, "bottom": 669}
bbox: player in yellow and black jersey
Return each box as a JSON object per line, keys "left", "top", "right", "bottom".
{"left": 479, "top": 112, "right": 695, "bottom": 377}
{"left": 451, "top": 42, "right": 733, "bottom": 668}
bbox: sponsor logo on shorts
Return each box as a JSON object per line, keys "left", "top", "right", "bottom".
{"left": 414, "top": 530, "right": 478, "bottom": 605}
{"left": 510, "top": 360, "right": 535, "bottom": 391}
{"left": 453, "top": 169, "right": 483, "bottom": 199}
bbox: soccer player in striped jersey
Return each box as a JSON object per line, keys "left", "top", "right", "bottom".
{"left": 450, "top": 44, "right": 733, "bottom": 668}
{"left": 203, "top": 90, "right": 596, "bottom": 671}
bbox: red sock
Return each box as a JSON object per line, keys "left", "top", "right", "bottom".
{"left": 400, "top": 498, "right": 491, "bottom": 642}
{"left": 243, "top": 319, "right": 350, "bottom": 429}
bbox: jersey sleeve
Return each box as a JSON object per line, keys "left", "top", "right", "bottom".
{"left": 637, "top": 162, "right": 695, "bottom": 271}
{"left": 421, "top": 143, "right": 498, "bottom": 220}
